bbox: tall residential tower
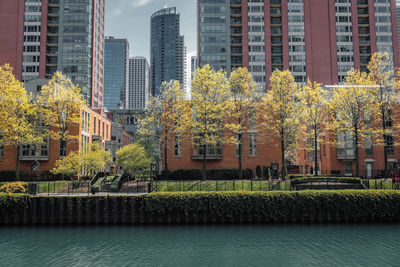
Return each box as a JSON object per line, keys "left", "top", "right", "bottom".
{"left": 104, "top": 37, "right": 129, "bottom": 110}
{"left": 198, "top": 0, "right": 400, "bottom": 87}
{"left": 0, "top": 0, "right": 106, "bottom": 108}
{"left": 128, "top": 57, "right": 150, "bottom": 110}
{"left": 150, "top": 7, "right": 185, "bottom": 96}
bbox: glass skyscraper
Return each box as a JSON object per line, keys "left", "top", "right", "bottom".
{"left": 104, "top": 37, "right": 129, "bottom": 110}
{"left": 150, "top": 7, "right": 185, "bottom": 96}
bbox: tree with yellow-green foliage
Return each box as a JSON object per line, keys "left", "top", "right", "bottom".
{"left": 226, "top": 67, "right": 262, "bottom": 179}
{"left": 0, "top": 64, "right": 43, "bottom": 180}
{"left": 298, "top": 79, "right": 328, "bottom": 176}
{"left": 368, "top": 52, "right": 400, "bottom": 177}
{"left": 81, "top": 142, "right": 112, "bottom": 176}
{"left": 38, "top": 72, "right": 85, "bottom": 143}
{"left": 185, "top": 65, "right": 232, "bottom": 180}
{"left": 328, "top": 69, "right": 378, "bottom": 177}
{"left": 116, "top": 143, "right": 153, "bottom": 175}
{"left": 138, "top": 80, "right": 186, "bottom": 175}
{"left": 52, "top": 151, "right": 81, "bottom": 179}
{"left": 52, "top": 142, "right": 111, "bottom": 178}
{"left": 258, "top": 70, "right": 301, "bottom": 180}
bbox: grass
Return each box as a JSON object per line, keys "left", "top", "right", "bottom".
{"left": 154, "top": 180, "right": 292, "bottom": 192}
{"left": 34, "top": 181, "right": 71, "bottom": 193}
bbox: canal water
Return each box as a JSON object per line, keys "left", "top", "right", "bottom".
{"left": 0, "top": 225, "right": 399, "bottom": 266}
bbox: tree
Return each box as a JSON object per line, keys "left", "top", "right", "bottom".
{"left": 259, "top": 70, "right": 301, "bottom": 180}
{"left": 328, "top": 69, "right": 378, "bottom": 177}
{"left": 38, "top": 72, "right": 85, "bottom": 142}
{"left": 138, "top": 80, "right": 186, "bottom": 175}
{"left": 227, "top": 67, "right": 261, "bottom": 179}
{"left": 81, "top": 142, "right": 112, "bottom": 176}
{"left": 298, "top": 79, "right": 328, "bottom": 176}
{"left": 368, "top": 52, "right": 400, "bottom": 177}
{"left": 52, "top": 151, "right": 81, "bottom": 179}
{"left": 0, "top": 64, "right": 43, "bottom": 179}
{"left": 116, "top": 143, "right": 153, "bottom": 175}
{"left": 186, "top": 65, "right": 232, "bottom": 180}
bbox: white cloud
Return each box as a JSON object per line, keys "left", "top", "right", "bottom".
{"left": 130, "top": 0, "right": 155, "bottom": 7}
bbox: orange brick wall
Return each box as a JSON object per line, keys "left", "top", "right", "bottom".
{"left": 165, "top": 134, "right": 282, "bottom": 171}
{"left": 0, "top": 107, "right": 112, "bottom": 173}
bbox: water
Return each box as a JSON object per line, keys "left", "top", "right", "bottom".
{"left": 0, "top": 225, "right": 399, "bottom": 267}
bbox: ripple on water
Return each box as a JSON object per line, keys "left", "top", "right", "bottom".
{"left": 0, "top": 225, "right": 400, "bottom": 267}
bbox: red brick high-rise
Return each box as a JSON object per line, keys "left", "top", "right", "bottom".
{"left": 0, "top": 0, "right": 105, "bottom": 108}
{"left": 199, "top": 0, "right": 399, "bottom": 87}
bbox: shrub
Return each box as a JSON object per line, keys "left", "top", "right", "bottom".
{"left": 91, "top": 177, "right": 105, "bottom": 193}
{"left": 110, "top": 175, "right": 124, "bottom": 192}
{"left": 0, "top": 182, "right": 28, "bottom": 194}
{"left": 291, "top": 176, "right": 362, "bottom": 186}
{"left": 105, "top": 176, "right": 115, "bottom": 183}
{"left": 263, "top": 166, "right": 269, "bottom": 180}
{"left": 207, "top": 169, "right": 239, "bottom": 180}
{"left": 256, "top": 165, "right": 262, "bottom": 178}
{"left": 168, "top": 169, "right": 203, "bottom": 180}
{"left": 242, "top": 168, "right": 255, "bottom": 179}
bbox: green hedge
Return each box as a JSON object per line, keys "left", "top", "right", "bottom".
{"left": 3, "top": 191, "right": 400, "bottom": 224}
{"left": 161, "top": 168, "right": 255, "bottom": 180}
{"left": 291, "top": 176, "right": 362, "bottom": 185}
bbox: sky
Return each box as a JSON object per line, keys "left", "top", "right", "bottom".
{"left": 105, "top": 0, "right": 197, "bottom": 60}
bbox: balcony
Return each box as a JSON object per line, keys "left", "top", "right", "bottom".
{"left": 337, "top": 148, "right": 356, "bottom": 160}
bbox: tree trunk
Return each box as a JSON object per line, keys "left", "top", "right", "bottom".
{"left": 164, "top": 131, "right": 168, "bottom": 178}
{"left": 314, "top": 128, "right": 319, "bottom": 176}
{"left": 281, "top": 137, "right": 286, "bottom": 181}
{"left": 238, "top": 133, "right": 242, "bottom": 180}
{"left": 381, "top": 105, "right": 388, "bottom": 178}
{"left": 355, "top": 127, "right": 359, "bottom": 178}
{"left": 202, "top": 144, "right": 207, "bottom": 180}
{"left": 16, "top": 142, "right": 20, "bottom": 181}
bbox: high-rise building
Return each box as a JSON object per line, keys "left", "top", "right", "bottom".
{"left": 191, "top": 56, "right": 198, "bottom": 74}
{"left": 0, "top": 0, "right": 105, "bottom": 108}
{"left": 104, "top": 37, "right": 129, "bottom": 110}
{"left": 397, "top": 0, "right": 400, "bottom": 58}
{"left": 198, "top": 0, "right": 400, "bottom": 87}
{"left": 150, "top": 7, "right": 185, "bottom": 96}
{"left": 128, "top": 57, "right": 150, "bottom": 110}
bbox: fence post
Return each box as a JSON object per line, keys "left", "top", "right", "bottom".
{"left": 233, "top": 180, "right": 235, "bottom": 191}
{"left": 48, "top": 182, "right": 49, "bottom": 196}
{"left": 216, "top": 180, "right": 218, "bottom": 191}
{"left": 251, "top": 179, "right": 253, "bottom": 191}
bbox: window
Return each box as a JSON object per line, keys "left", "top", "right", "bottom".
{"left": 249, "top": 134, "right": 257, "bottom": 157}
{"left": 174, "top": 135, "right": 182, "bottom": 157}
{"left": 385, "top": 134, "right": 394, "bottom": 156}
{"left": 235, "top": 134, "right": 244, "bottom": 157}
{"left": 93, "top": 116, "right": 96, "bottom": 133}
{"left": 365, "top": 133, "right": 373, "bottom": 157}
{"left": 322, "top": 136, "right": 327, "bottom": 157}
{"left": 0, "top": 142, "right": 4, "bottom": 158}
{"left": 59, "top": 139, "right": 67, "bottom": 157}
{"left": 344, "top": 162, "right": 353, "bottom": 176}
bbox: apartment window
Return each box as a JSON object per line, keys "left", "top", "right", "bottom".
{"left": 41, "top": 137, "right": 49, "bottom": 157}
{"left": 344, "top": 162, "right": 353, "bottom": 176}
{"left": 248, "top": 106, "right": 257, "bottom": 129}
{"left": 98, "top": 119, "right": 101, "bottom": 135}
{"left": 235, "top": 134, "right": 244, "bottom": 157}
{"left": 174, "top": 135, "right": 182, "bottom": 157}
{"left": 385, "top": 135, "right": 394, "bottom": 156}
{"left": 102, "top": 121, "right": 105, "bottom": 137}
{"left": 322, "top": 136, "right": 327, "bottom": 157}
{"left": 249, "top": 134, "right": 257, "bottom": 157}
{"left": 93, "top": 116, "right": 96, "bottom": 133}
{"left": 59, "top": 139, "right": 67, "bottom": 157}
{"left": 365, "top": 133, "right": 373, "bottom": 157}
{"left": 0, "top": 142, "right": 4, "bottom": 158}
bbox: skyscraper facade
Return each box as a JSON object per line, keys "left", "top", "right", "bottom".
{"left": 397, "top": 0, "right": 400, "bottom": 58}
{"left": 0, "top": 0, "right": 105, "bottom": 108}
{"left": 191, "top": 56, "right": 198, "bottom": 74}
{"left": 198, "top": 0, "right": 400, "bottom": 87}
{"left": 104, "top": 37, "right": 129, "bottom": 110}
{"left": 128, "top": 57, "right": 150, "bottom": 110}
{"left": 150, "top": 7, "right": 185, "bottom": 96}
